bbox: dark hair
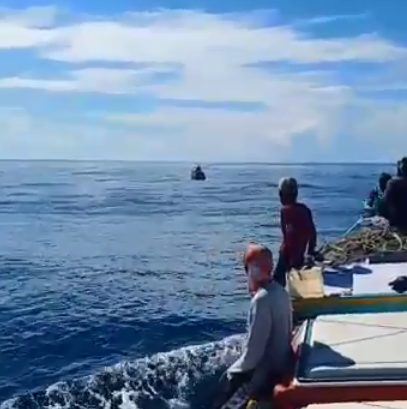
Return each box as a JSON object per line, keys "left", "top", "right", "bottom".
{"left": 399, "top": 157, "right": 407, "bottom": 177}
{"left": 379, "top": 172, "right": 392, "bottom": 192}
{"left": 278, "top": 177, "right": 298, "bottom": 204}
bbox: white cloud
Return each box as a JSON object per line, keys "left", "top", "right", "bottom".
{"left": 0, "top": 106, "right": 154, "bottom": 160}
{"left": 0, "top": 6, "right": 62, "bottom": 47}
{"left": 0, "top": 6, "right": 407, "bottom": 160}
{"left": 0, "top": 6, "right": 59, "bottom": 28}
{"left": 350, "top": 100, "right": 407, "bottom": 152}
{"left": 296, "top": 13, "right": 369, "bottom": 25}
{"left": 104, "top": 84, "right": 350, "bottom": 145}
{"left": 0, "top": 66, "right": 178, "bottom": 93}
{"left": 34, "top": 10, "right": 405, "bottom": 66}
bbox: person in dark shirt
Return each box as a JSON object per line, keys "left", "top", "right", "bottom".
{"left": 274, "top": 177, "right": 317, "bottom": 287}
{"left": 397, "top": 160, "right": 402, "bottom": 177}
{"left": 383, "top": 157, "right": 407, "bottom": 231}
{"left": 365, "top": 172, "right": 392, "bottom": 215}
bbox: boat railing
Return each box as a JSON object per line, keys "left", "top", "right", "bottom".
{"left": 273, "top": 380, "right": 407, "bottom": 408}
{"left": 294, "top": 292, "right": 407, "bottom": 319}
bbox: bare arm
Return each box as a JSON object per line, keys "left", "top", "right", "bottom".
{"left": 307, "top": 207, "right": 317, "bottom": 255}
{"left": 280, "top": 208, "right": 288, "bottom": 256}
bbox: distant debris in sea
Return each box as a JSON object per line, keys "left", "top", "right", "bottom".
{"left": 191, "top": 165, "right": 206, "bottom": 181}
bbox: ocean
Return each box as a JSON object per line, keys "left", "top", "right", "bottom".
{"left": 0, "top": 161, "right": 395, "bottom": 409}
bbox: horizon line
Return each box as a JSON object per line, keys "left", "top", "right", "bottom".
{"left": 0, "top": 159, "right": 397, "bottom": 165}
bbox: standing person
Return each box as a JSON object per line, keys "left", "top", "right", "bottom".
{"left": 383, "top": 157, "right": 407, "bottom": 231}
{"left": 210, "top": 244, "right": 293, "bottom": 409}
{"left": 274, "top": 177, "right": 317, "bottom": 287}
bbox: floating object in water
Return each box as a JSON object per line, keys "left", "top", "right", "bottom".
{"left": 191, "top": 165, "right": 206, "bottom": 181}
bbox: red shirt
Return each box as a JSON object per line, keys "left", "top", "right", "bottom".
{"left": 280, "top": 202, "right": 317, "bottom": 268}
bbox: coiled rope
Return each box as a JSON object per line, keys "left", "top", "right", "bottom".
{"left": 320, "top": 225, "right": 407, "bottom": 266}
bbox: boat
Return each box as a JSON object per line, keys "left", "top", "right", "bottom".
{"left": 271, "top": 297, "right": 407, "bottom": 409}
{"left": 220, "top": 216, "right": 407, "bottom": 409}
{"left": 191, "top": 165, "right": 206, "bottom": 181}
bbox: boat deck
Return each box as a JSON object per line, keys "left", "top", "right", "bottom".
{"left": 308, "top": 403, "right": 407, "bottom": 409}
{"left": 291, "top": 261, "right": 407, "bottom": 409}
{"left": 300, "top": 312, "right": 407, "bottom": 382}
{"left": 323, "top": 261, "right": 407, "bottom": 296}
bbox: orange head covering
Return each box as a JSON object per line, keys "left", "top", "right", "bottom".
{"left": 243, "top": 243, "right": 274, "bottom": 293}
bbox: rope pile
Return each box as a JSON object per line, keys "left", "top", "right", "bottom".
{"left": 320, "top": 227, "right": 407, "bottom": 266}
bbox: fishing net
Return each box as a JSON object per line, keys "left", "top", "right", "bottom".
{"left": 320, "top": 225, "right": 407, "bottom": 266}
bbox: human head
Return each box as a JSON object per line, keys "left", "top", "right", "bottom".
{"left": 398, "top": 157, "right": 407, "bottom": 178}
{"left": 278, "top": 177, "right": 298, "bottom": 205}
{"left": 243, "top": 243, "right": 274, "bottom": 293}
{"left": 378, "top": 172, "right": 392, "bottom": 193}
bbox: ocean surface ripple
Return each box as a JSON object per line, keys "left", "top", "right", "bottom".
{"left": 0, "top": 161, "right": 392, "bottom": 408}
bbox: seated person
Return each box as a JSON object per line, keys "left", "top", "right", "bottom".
{"left": 274, "top": 177, "right": 317, "bottom": 287}
{"left": 383, "top": 157, "right": 407, "bottom": 231}
{"left": 211, "top": 244, "right": 293, "bottom": 409}
{"left": 365, "top": 172, "right": 392, "bottom": 215}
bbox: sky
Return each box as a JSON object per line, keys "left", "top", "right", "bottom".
{"left": 1, "top": 0, "right": 407, "bottom": 162}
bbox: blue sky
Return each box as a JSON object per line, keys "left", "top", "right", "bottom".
{"left": 0, "top": 0, "right": 407, "bottom": 161}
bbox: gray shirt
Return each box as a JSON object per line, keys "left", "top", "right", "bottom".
{"left": 228, "top": 281, "right": 293, "bottom": 381}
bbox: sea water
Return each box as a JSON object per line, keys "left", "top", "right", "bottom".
{"left": 0, "top": 161, "right": 393, "bottom": 409}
